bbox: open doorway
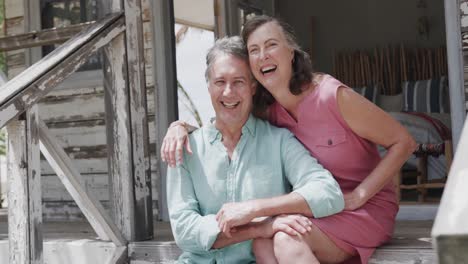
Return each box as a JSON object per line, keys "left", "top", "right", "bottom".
{"left": 275, "top": 0, "right": 451, "bottom": 206}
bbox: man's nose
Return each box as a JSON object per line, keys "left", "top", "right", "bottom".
{"left": 223, "top": 83, "right": 234, "bottom": 96}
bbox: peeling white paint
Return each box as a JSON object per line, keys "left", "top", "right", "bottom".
{"left": 461, "top": 16, "right": 468, "bottom": 28}
{"left": 461, "top": 2, "right": 468, "bottom": 15}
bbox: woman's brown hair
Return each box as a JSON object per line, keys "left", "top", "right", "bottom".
{"left": 242, "top": 15, "right": 314, "bottom": 118}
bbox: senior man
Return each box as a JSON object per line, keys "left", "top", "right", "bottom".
{"left": 166, "top": 36, "right": 344, "bottom": 263}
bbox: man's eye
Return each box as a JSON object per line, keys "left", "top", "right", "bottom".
{"left": 215, "top": 81, "right": 225, "bottom": 86}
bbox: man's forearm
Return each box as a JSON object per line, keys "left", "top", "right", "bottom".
{"left": 252, "top": 192, "right": 313, "bottom": 218}
{"left": 212, "top": 221, "right": 263, "bottom": 249}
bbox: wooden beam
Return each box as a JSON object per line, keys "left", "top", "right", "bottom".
{"left": 0, "top": 22, "right": 95, "bottom": 52}
{"left": 435, "top": 235, "right": 468, "bottom": 263}
{"left": 103, "top": 32, "right": 136, "bottom": 241}
{"left": 7, "top": 107, "right": 42, "bottom": 264}
{"left": 399, "top": 183, "right": 446, "bottom": 190}
{"left": 123, "top": 0, "right": 153, "bottom": 241}
{"left": 108, "top": 246, "right": 127, "bottom": 264}
{"left": 150, "top": 0, "right": 178, "bottom": 222}
{"left": 0, "top": 13, "right": 125, "bottom": 129}
{"left": 444, "top": 0, "right": 467, "bottom": 149}
{"left": 175, "top": 18, "right": 214, "bottom": 31}
{"left": 25, "top": 107, "right": 42, "bottom": 263}
{"left": 25, "top": 0, "right": 43, "bottom": 66}
{"left": 37, "top": 119, "right": 125, "bottom": 247}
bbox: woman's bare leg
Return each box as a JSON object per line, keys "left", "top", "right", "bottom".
{"left": 273, "top": 223, "right": 355, "bottom": 264}
{"left": 273, "top": 231, "right": 320, "bottom": 264}
{"left": 252, "top": 238, "right": 278, "bottom": 264}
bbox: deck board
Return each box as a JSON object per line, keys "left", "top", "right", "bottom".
{"left": 0, "top": 211, "right": 437, "bottom": 263}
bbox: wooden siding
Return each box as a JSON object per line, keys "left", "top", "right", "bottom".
{"left": 3, "top": 0, "right": 159, "bottom": 220}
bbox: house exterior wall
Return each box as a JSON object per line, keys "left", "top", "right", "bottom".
{"left": 3, "top": 0, "right": 160, "bottom": 220}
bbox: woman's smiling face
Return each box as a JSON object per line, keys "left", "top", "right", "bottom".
{"left": 246, "top": 21, "right": 295, "bottom": 93}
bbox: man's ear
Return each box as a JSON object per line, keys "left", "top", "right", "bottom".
{"left": 251, "top": 80, "right": 258, "bottom": 95}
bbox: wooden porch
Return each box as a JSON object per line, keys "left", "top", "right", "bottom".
{"left": 0, "top": 0, "right": 466, "bottom": 263}
{"left": 0, "top": 207, "right": 436, "bottom": 263}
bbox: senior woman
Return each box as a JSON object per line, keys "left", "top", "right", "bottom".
{"left": 166, "top": 36, "right": 344, "bottom": 264}
{"left": 163, "top": 16, "right": 416, "bottom": 264}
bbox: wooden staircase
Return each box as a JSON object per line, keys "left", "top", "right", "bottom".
{"left": 0, "top": 0, "right": 153, "bottom": 263}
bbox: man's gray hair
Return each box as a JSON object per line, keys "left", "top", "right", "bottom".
{"left": 205, "top": 36, "right": 250, "bottom": 81}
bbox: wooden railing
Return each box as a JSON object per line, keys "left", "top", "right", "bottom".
{"left": 0, "top": 13, "right": 124, "bottom": 128}
{"left": 0, "top": 21, "right": 95, "bottom": 52}
{"left": 432, "top": 116, "right": 468, "bottom": 263}
{"left": 0, "top": 0, "right": 152, "bottom": 262}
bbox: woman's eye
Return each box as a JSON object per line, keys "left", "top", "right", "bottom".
{"left": 249, "top": 48, "right": 259, "bottom": 54}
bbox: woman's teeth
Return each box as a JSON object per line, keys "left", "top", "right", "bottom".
{"left": 261, "top": 66, "right": 277, "bottom": 74}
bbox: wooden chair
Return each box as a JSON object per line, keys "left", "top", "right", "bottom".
{"left": 396, "top": 140, "right": 453, "bottom": 203}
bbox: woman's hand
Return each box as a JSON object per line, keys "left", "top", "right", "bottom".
{"left": 343, "top": 189, "right": 367, "bottom": 211}
{"left": 160, "top": 121, "right": 192, "bottom": 167}
{"left": 259, "top": 214, "right": 313, "bottom": 238}
{"left": 216, "top": 201, "right": 256, "bottom": 238}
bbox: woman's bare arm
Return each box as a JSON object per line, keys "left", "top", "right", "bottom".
{"left": 160, "top": 121, "right": 197, "bottom": 167}
{"left": 337, "top": 87, "right": 417, "bottom": 210}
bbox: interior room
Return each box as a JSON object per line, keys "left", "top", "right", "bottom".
{"left": 275, "top": 0, "right": 450, "bottom": 203}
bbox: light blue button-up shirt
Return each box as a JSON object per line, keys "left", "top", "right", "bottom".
{"left": 167, "top": 115, "right": 344, "bottom": 264}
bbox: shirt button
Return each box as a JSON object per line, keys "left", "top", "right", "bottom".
{"left": 327, "top": 139, "right": 333, "bottom": 145}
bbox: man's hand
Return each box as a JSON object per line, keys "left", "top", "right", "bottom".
{"left": 216, "top": 201, "right": 256, "bottom": 238}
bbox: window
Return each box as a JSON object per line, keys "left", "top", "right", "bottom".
{"left": 40, "top": 0, "right": 100, "bottom": 71}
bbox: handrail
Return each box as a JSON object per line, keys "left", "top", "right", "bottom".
{"left": 1, "top": 11, "right": 128, "bottom": 247}
{"left": 0, "top": 12, "right": 124, "bottom": 129}
{"left": 0, "top": 21, "right": 96, "bottom": 52}
{"left": 432, "top": 116, "right": 468, "bottom": 259}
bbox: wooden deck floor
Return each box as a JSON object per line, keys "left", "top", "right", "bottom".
{"left": 0, "top": 210, "right": 436, "bottom": 263}
{"left": 127, "top": 220, "right": 437, "bottom": 264}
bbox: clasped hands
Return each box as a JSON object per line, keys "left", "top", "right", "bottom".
{"left": 215, "top": 201, "right": 313, "bottom": 239}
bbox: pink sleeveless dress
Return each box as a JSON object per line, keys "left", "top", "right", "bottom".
{"left": 269, "top": 74, "right": 398, "bottom": 264}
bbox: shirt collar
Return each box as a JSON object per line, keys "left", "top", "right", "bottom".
{"left": 205, "top": 114, "right": 256, "bottom": 144}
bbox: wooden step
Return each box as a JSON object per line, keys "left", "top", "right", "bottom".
{"left": 129, "top": 221, "right": 436, "bottom": 264}
{"left": 0, "top": 239, "right": 121, "bottom": 264}
{"left": 0, "top": 218, "right": 436, "bottom": 263}
{"left": 128, "top": 242, "right": 436, "bottom": 264}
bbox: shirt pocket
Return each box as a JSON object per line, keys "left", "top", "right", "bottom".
{"left": 314, "top": 131, "right": 347, "bottom": 148}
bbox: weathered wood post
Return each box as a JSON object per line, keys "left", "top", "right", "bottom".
{"left": 150, "top": 0, "right": 178, "bottom": 221}
{"left": 7, "top": 107, "right": 42, "bottom": 264}
{"left": 101, "top": 0, "right": 153, "bottom": 241}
